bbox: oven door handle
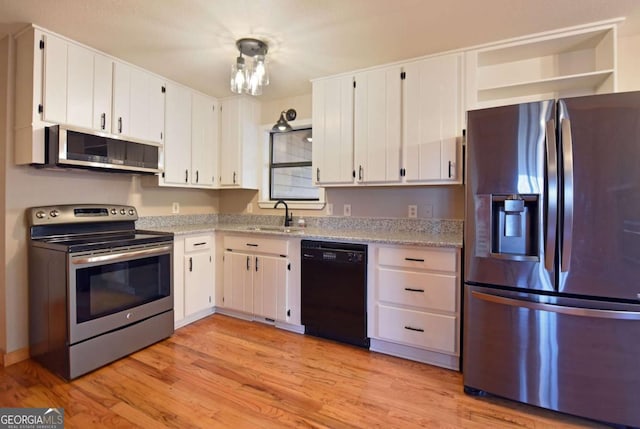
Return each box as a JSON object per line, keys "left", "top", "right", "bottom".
{"left": 71, "top": 245, "right": 172, "bottom": 265}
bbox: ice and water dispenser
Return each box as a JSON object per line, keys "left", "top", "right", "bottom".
{"left": 491, "top": 194, "right": 538, "bottom": 259}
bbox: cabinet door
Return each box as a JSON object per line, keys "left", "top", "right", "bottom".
{"left": 66, "top": 43, "right": 93, "bottom": 128}
{"left": 191, "top": 93, "right": 219, "bottom": 187}
{"left": 130, "top": 68, "right": 165, "bottom": 143}
{"left": 219, "top": 98, "right": 241, "bottom": 186}
{"left": 163, "top": 82, "right": 192, "bottom": 185}
{"left": 354, "top": 67, "right": 402, "bottom": 184}
{"left": 223, "top": 251, "right": 253, "bottom": 313}
{"left": 312, "top": 76, "right": 355, "bottom": 185}
{"left": 41, "top": 33, "right": 67, "bottom": 124}
{"left": 184, "top": 252, "right": 214, "bottom": 316}
{"left": 112, "top": 61, "right": 131, "bottom": 136}
{"left": 404, "top": 53, "right": 462, "bottom": 183}
{"left": 92, "top": 54, "right": 112, "bottom": 132}
{"left": 253, "top": 256, "right": 288, "bottom": 321}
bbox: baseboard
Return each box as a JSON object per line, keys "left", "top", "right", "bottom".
{"left": 370, "top": 338, "right": 460, "bottom": 371}
{"left": 3, "top": 347, "right": 30, "bottom": 366}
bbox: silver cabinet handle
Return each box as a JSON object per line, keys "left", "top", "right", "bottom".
{"left": 471, "top": 291, "right": 640, "bottom": 320}
{"left": 316, "top": 167, "right": 320, "bottom": 182}
{"left": 246, "top": 255, "right": 250, "bottom": 271}
{"left": 358, "top": 165, "right": 363, "bottom": 181}
{"left": 100, "top": 112, "right": 106, "bottom": 130}
{"left": 233, "top": 171, "right": 237, "bottom": 184}
{"left": 185, "top": 169, "right": 188, "bottom": 183}
{"left": 544, "top": 118, "right": 558, "bottom": 272}
{"left": 118, "top": 117, "right": 122, "bottom": 133}
{"left": 72, "top": 245, "right": 172, "bottom": 265}
{"left": 560, "top": 109, "right": 574, "bottom": 273}
{"left": 195, "top": 170, "right": 199, "bottom": 183}
{"left": 255, "top": 256, "right": 259, "bottom": 272}
{"left": 189, "top": 257, "right": 193, "bottom": 272}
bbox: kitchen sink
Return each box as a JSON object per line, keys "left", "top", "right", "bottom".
{"left": 244, "top": 226, "right": 304, "bottom": 234}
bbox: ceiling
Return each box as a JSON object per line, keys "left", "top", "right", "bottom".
{"left": 1, "top": 0, "right": 640, "bottom": 101}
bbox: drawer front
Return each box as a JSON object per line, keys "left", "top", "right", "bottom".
{"left": 184, "top": 235, "right": 212, "bottom": 252}
{"left": 378, "top": 246, "right": 457, "bottom": 272}
{"left": 224, "top": 235, "right": 289, "bottom": 256}
{"left": 378, "top": 268, "right": 457, "bottom": 312}
{"left": 377, "top": 304, "right": 457, "bottom": 353}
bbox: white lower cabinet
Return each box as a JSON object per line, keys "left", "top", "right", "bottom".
{"left": 370, "top": 244, "right": 461, "bottom": 370}
{"left": 174, "top": 233, "right": 215, "bottom": 328}
{"left": 221, "top": 234, "right": 300, "bottom": 327}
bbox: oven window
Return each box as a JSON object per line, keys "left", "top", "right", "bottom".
{"left": 75, "top": 254, "right": 170, "bottom": 323}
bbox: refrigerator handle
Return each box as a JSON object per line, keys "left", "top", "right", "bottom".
{"left": 471, "top": 291, "right": 640, "bottom": 320}
{"left": 560, "top": 117, "right": 574, "bottom": 273}
{"left": 544, "top": 119, "right": 558, "bottom": 272}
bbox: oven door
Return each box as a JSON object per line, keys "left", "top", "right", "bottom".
{"left": 68, "top": 243, "right": 173, "bottom": 344}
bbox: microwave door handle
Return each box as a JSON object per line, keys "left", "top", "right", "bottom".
{"left": 544, "top": 119, "right": 558, "bottom": 273}
{"left": 560, "top": 117, "right": 574, "bottom": 273}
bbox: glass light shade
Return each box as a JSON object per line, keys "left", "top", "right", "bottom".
{"left": 230, "top": 56, "right": 246, "bottom": 94}
{"left": 253, "top": 55, "right": 269, "bottom": 85}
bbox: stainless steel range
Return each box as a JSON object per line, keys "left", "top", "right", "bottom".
{"left": 28, "top": 204, "right": 174, "bottom": 380}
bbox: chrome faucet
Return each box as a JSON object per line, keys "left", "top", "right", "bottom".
{"left": 274, "top": 200, "right": 293, "bottom": 227}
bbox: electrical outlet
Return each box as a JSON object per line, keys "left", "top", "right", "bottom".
{"left": 326, "top": 203, "right": 333, "bottom": 215}
{"left": 172, "top": 202, "right": 180, "bottom": 214}
{"left": 246, "top": 203, "right": 253, "bottom": 213}
{"left": 408, "top": 205, "right": 418, "bottom": 218}
{"left": 423, "top": 203, "right": 433, "bottom": 218}
{"left": 343, "top": 204, "right": 352, "bottom": 217}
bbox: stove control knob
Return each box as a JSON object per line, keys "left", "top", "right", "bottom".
{"left": 50, "top": 209, "right": 59, "bottom": 218}
{"left": 110, "top": 208, "right": 117, "bottom": 215}
{"left": 35, "top": 211, "right": 46, "bottom": 219}
{"left": 128, "top": 209, "right": 135, "bottom": 216}
{"left": 120, "top": 208, "right": 126, "bottom": 215}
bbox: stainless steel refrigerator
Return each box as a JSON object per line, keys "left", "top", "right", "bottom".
{"left": 463, "top": 91, "right": 640, "bottom": 428}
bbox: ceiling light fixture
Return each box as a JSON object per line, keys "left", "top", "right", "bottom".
{"left": 272, "top": 109, "right": 297, "bottom": 132}
{"left": 230, "top": 38, "right": 269, "bottom": 96}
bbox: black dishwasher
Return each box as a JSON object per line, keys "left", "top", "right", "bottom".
{"left": 301, "top": 240, "right": 369, "bottom": 348}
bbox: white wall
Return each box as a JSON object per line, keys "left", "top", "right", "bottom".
{"left": 0, "top": 36, "right": 10, "bottom": 357}
{"left": 618, "top": 34, "right": 640, "bottom": 91}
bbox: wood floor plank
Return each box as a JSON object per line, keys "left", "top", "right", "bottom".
{"left": 0, "top": 314, "right": 612, "bottom": 428}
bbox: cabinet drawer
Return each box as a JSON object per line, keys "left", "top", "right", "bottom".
{"left": 184, "top": 235, "right": 212, "bottom": 252}
{"left": 378, "top": 268, "right": 457, "bottom": 312}
{"left": 378, "top": 246, "right": 457, "bottom": 272}
{"left": 224, "top": 235, "right": 289, "bottom": 256}
{"left": 377, "top": 304, "right": 457, "bottom": 353}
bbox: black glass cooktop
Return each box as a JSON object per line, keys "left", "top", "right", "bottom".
{"left": 31, "top": 231, "right": 173, "bottom": 253}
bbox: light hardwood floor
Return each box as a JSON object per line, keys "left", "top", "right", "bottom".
{"left": 0, "top": 314, "right": 610, "bottom": 428}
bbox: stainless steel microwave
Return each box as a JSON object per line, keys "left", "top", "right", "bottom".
{"left": 44, "top": 125, "right": 162, "bottom": 174}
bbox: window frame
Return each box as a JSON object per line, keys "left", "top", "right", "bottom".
{"left": 268, "top": 127, "right": 317, "bottom": 201}
{"left": 258, "top": 119, "right": 326, "bottom": 210}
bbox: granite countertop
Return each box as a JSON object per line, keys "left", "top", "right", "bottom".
{"left": 141, "top": 215, "right": 463, "bottom": 248}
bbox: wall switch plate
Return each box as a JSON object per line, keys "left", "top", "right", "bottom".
{"left": 423, "top": 203, "right": 433, "bottom": 218}
{"left": 343, "top": 204, "right": 352, "bottom": 217}
{"left": 172, "top": 202, "right": 180, "bottom": 214}
{"left": 408, "top": 205, "right": 417, "bottom": 218}
{"left": 326, "top": 203, "right": 333, "bottom": 215}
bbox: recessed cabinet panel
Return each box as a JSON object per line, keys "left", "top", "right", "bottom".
{"left": 354, "top": 67, "right": 402, "bottom": 183}
{"left": 403, "top": 53, "right": 462, "bottom": 184}
{"left": 42, "top": 33, "right": 67, "bottom": 125}
{"left": 92, "top": 54, "right": 113, "bottom": 132}
{"left": 163, "top": 82, "right": 192, "bottom": 185}
{"left": 312, "top": 76, "right": 355, "bottom": 185}
{"left": 66, "top": 43, "right": 93, "bottom": 128}
{"left": 191, "top": 93, "right": 219, "bottom": 187}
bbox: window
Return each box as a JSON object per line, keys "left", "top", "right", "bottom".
{"left": 269, "top": 128, "right": 319, "bottom": 201}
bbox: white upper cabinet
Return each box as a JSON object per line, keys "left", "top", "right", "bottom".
{"left": 311, "top": 75, "right": 355, "bottom": 185}
{"left": 465, "top": 23, "right": 617, "bottom": 109}
{"left": 41, "top": 33, "right": 67, "bottom": 125}
{"left": 354, "top": 66, "right": 402, "bottom": 184}
{"left": 403, "top": 53, "right": 463, "bottom": 184}
{"left": 162, "top": 82, "right": 192, "bottom": 185}
{"left": 113, "top": 61, "right": 165, "bottom": 144}
{"left": 219, "top": 96, "right": 259, "bottom": 189}
{"left": 191, "top": 92, "right": 219, "bottom": 187}
{"left": 92, "top": 54, "right": 113, "bottom": 132}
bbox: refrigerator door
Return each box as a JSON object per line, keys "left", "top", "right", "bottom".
{"left": 465, "top": 100, "right": 556, "bottom": 292}
{"left": 558, "top": 92, "right": 640, "bottom": 300}
{"left": 463, "top": 285, "right": 640, "bottom": 428}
